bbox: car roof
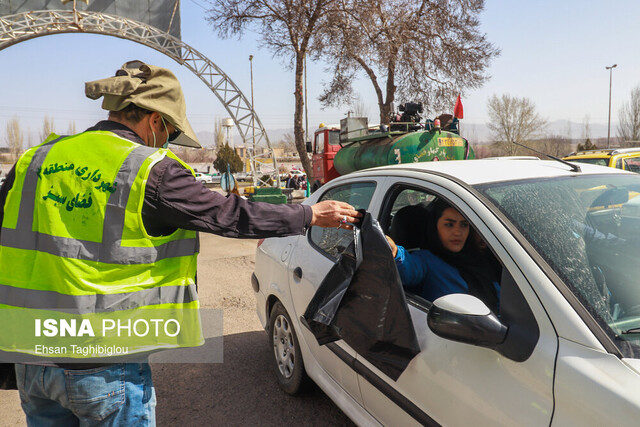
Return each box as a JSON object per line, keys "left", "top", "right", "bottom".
{"left": 563, "top": 153, "right": 610, "bottom": 159}
{"left": 346, "top": 158, "right": 630, "bottom": 185}
{"left": 564, "top": 147, "right": 640, "bottom": 158}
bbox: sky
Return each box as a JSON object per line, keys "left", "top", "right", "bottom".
{"left": 1, "top": 0, "right": 640, "bottom": 147}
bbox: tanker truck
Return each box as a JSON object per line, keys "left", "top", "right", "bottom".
{"left": 308, "top": 102, "right": 474, "bottom": 192}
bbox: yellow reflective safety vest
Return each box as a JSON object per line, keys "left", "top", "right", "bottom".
{"left": 0, "top": 131, "right": 203, "bottom": 360}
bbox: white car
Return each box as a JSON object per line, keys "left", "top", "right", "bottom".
{"left": 252, "top": 159, "right": 640, "bottom": 426}
{"left": 194, "top": 172, "right": 213, "bottom": 184}
{"left": 234, "top": 172, "right": 253, "bottom": 182}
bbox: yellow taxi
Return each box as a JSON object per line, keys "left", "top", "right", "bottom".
{"left": 563, "top": 147, "right": 640, "bottom": 172}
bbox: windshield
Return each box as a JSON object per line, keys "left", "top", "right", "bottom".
{"left": 328, "top": 130, "right": 340, "bottom": 146}
{"left": 569, "top": 157, "right": 609, "bottom": 167}
{"left": 477, "top": 174, "right": 640, "bottom": 357}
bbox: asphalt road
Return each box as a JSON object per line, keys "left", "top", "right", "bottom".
{"left": 0, "top": 233, "right": 354, "bottom": 426}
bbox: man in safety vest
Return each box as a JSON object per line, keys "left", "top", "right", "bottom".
{"left": 0, "top": 60, "right": 360, "bottom": 425}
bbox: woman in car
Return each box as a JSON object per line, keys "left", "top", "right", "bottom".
{"left": 386, "top": 199, "right": 500, "bottom": 312}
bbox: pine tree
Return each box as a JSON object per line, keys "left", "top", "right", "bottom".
{"left": 213, "top": 143, "right": 243, "bottom": 174}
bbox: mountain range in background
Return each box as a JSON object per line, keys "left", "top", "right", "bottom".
{"left": 0, "top": 120, "right": 619, "bottom": 149}
{"left": 195, "top": 120, "right": 614, "bottom": 148}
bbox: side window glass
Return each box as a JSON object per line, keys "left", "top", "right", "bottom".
{"left": 616, "top": 158, "right": 623, "bottom": 169}
{"left": 624, "top": 158, "right": 640, "bottom": 173}
{"left": 315, "top": 132, "right": 325, "bottom": 154}
{"left": 328, "top": 130, "right": 340, "bottom": 146}
{"left": 309, "top": 182, "right": 376, "bottom": 258}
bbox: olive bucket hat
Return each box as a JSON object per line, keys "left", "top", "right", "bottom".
{"left": 85, "top": 60, "right": 201, "bottom": 148}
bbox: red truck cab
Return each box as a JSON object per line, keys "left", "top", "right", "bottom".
{"left": 309, "top": 124, "right": 342, "bottom": 192}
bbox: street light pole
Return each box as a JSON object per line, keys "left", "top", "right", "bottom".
{"left": 249, "top": 55, "right": 255, "bottom": 145}
{"left": 249, "top": 55, "right": 256, "bottom": 184}
{"left": 606, "top": 64, "right": 617, "bottom": 148}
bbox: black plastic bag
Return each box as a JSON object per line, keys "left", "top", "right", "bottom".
{"left": 303, "top": 211, "right": 420, "bottom": 381}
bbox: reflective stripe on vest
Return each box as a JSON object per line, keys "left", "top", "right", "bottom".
{"left": 0, "top": 137, "right": 197, "bottom": 263}
{"left": 0, "top": 132, "right": 202, "bottom": 356}
{"left": 0, "top": 282, "right": 198, "bottom": 315}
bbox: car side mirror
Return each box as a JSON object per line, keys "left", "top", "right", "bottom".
{"left": 427, "top": 294, "right": 507, "bottom": 348}
{"left": 306, "top": 141, "right": 312, "bottom": 153}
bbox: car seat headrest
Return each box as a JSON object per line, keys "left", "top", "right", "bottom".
{"left": 388, "top": 203, "right": 431, "bottom": 250}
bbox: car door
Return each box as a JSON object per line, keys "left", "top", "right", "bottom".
{"left": 354, "top": 179, "right": 558, "bottom": 426}
{"left": 287, "top": 179, "right": 383, "bottom": 406}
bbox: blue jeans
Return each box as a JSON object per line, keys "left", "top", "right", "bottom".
{"left": 15, "top": 363, "right": 156, "bottom": 426}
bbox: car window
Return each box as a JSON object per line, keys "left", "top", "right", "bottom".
{"left": 572, "top": 158, "right": 609, "bottom": 167}
{"left": 390, "top": 188, "right": 436, "bottom": 216}
{"left": 309, "top": 182, "right": 376, "bottom": 259}
{"left": 315, "top": 132, "right": 324, "bottom": 154}
{"left": 328, "top": 130, "right": 340, "bottom": 146}
{"left": 624, "top": 158, "right": 640, "bottom": 173}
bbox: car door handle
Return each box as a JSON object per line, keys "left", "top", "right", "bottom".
{"left": 293, "top": 267, "right": 303, "bottom": 281}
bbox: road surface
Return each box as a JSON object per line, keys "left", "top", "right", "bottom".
{"left": 0, "top": 233, "right": 353, "bottom": 426}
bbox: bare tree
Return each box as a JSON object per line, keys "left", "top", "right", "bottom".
{"left": 27, "top": 128, "right": 35, "bottom": 149}
{"left": 206, "top": 0, "right": 334, "bottom": 176}
{"left": 40, "top": 115, "right": 56, "bottom": 141}
{"left": 537, "top": 134, "right": 571, "bottom": 158}
{"left": 486, "top": 94, "right": 546, "bottom": 156}
{"left": 319, "top": 0, "right": 499, "bottom": 124}
{"left": 6, "top": 116, "right": 24, "bottom": 162}
{"left": 67, "top": 121, "right": 77, "bottom": 135}
{"left": 577, "top": 115, "right": 597, "bottom": 151}
{"left": 473, "top": 144, "right": 492, "bottom": 159}
{"left": 564, "top": 120, "right": 572, "bottom": 141}
{"left": 349, "top": 94, "right": 368, "bottom": 118}
{"left": 275, "top": 132, "right": 297, "bottom": 153}
{"left": 538, "top": 120, "right": 572, "bottom": 157}
{"left": 213, "top": 118, "right": 226, "bottom": 148}
{"left": 582, "top": 115, "right": 590, "bottom": 140}
{"left": 617, "top": 85, "right": 640, "bottom": 146}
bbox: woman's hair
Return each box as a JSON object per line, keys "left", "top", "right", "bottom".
{"left": 426, "top": 198, "right": 500, "bottom": 312}
{"left": 424, "top": 198, "right": 464, "bottom": 256}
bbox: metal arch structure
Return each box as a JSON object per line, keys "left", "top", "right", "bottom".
{"left": 0, "top": 9, "right": 279, "bottom": 187}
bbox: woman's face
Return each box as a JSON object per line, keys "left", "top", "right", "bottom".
{"left": 436, "top": 207, "right": 470, "bottom": 253}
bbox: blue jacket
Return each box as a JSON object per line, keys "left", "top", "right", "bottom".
{"left": 394, "top": 245, "right": 499, "bottom": 303}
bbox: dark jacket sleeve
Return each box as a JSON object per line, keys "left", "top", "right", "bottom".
{"left": 0, "top": 165, "right": 16, "bottom": 235}
{"left": 142, "top": 157, "right": 313, "bottom": 238}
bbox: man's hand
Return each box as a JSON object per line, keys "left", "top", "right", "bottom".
{"left": 385, "top": 235, "right": 398, "bottom": 257}
{"left": 310, "top": 200, "right": 362, "bottom": 230}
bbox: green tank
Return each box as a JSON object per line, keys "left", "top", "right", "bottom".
{"left": 333, "top": 129, "right": 474, "bottom": 176}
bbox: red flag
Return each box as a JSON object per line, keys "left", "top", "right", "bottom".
{"left": 454, "top": 94, "right": 464, "bottom": 119}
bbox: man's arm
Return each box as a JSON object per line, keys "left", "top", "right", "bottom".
{"left": 0, "top": 165, "right": 16, "bottom": 236}
{"left": 143, "top": 158, "right": 359, "bottom": 238}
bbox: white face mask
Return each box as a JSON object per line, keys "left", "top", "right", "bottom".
{"left": 160, "top": 117, "right": 170, "bottom": 149}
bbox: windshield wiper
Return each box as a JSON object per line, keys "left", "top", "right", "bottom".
{"left": 620, "top": 328, "right": 640, "bottom": 335}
